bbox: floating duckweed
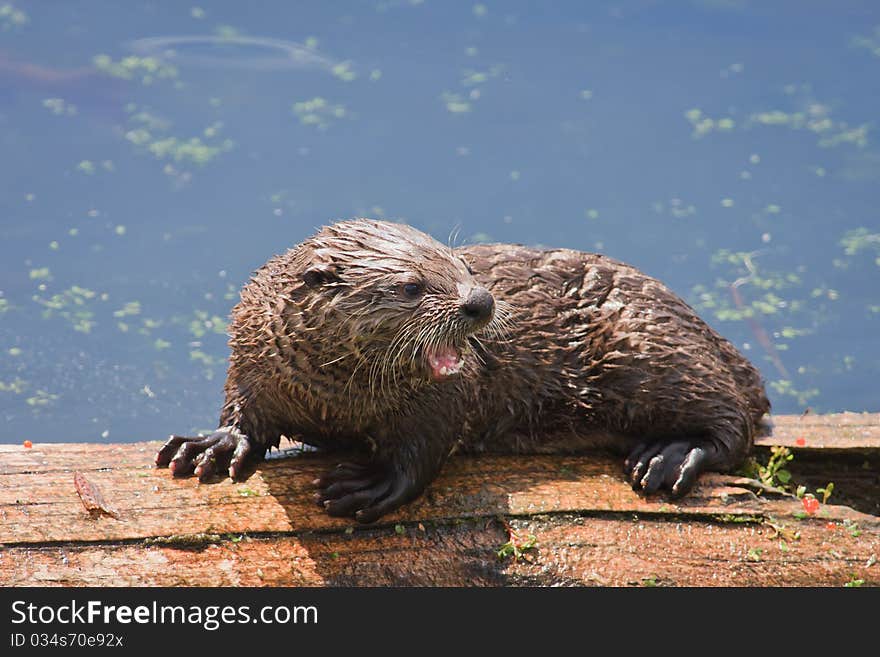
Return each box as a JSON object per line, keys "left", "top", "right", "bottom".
{"left": 42, "top": 98, "right": 77, "bottom": 116}
{"left": 113, "top": 301, "right": 141, "bottom": 318}
{"left": 779, "top": 327, "right": 811, "bottom": 339}
{"left": 473, "top": 3, "right": 488, "bottom": 17}
{"left": 93, "top": 54, "right": 178, "bottom": 84}
{"left": 819, "top": 124, "right": 869, "bottom": 148}
{"left": 76, "top": 160, "right": 96, "bottom": 175}
{"left": 0, "top": 3, "right": 28, "bottom": 29}
{"left": 292, "top": 97, "right": 349, "bottom": 129}
{"left": 33, "top": 286, "right": 98, "bottom": 333}
{"left": 369, "top": 69, "right": 382, "bottom": 81}
{"left": 580, "top": 89, "right": 593, "bottom": 100}
{"left": 115, "top": 225, "right": 126, "bottom": 236}
{"left": 214, "top": 24, "right": 240, "bottom": 39}
{"left": 125, "top": 128, "right": 152, "bottom": 146}
{"left": 0, "top": 378, "right": 27, "bottom": 393}
{"left": 191, "top": 6, "right": 205, "bottom": 19}
{"left": 851, "top": 25, "right": 880, "bottom": 58}
{"left": 684, "top": 108, "right": 735, "bottom": 138}
{"left": 29, "top": 267, "right": 52, "bottom": 281}
{"left": 721, "top": 198, "right": 734, "bottom": 207}
{"left": 146, "top": 136, "right": 232, "bottom": 165}
{"left": 129, "top": 109, "right": 171, "bottom": 131}
{"left": 839, "top": 228, "right": 880, "bottom": 258}
{"left": 26, "top": 390, "right": 59, "bottom": 407}
{"left": 49, "top": 241, "right": 59, "bottom": 250}
{"left": 462, "top": 70, "right": 489, "bottom": 86}
{"left": 154, "top": 338, "right": 171, "bottom": 350}
{"left": 652, "top": 199, "right": 697, "bottom": 218}
{"left": 442, "top": 65, "right": 502, "bottom": 114}
{"left": 585, "top": 209, "right": 600, "bottom": 220}
{"left": 141, "top": 318, "right": 162, "bottom": 331}
{"left": 203, "top": 121, "right": 223, "bottom": 138}
{"left": 764, "top": 204, "right": 781, "bottom": 214}
{"left": 770, "top": 380, "right": 819, "bottom": 406}
{"left": 8, "top": 347, "right": 22, "bottom": 357}
{"left": 461, "top": 65, "right": 502, "bottom": 88}
{"left": 748, "top": 103, "right": 870, "bottom": 149}
{"left": 331, "top": 61, "right": 357, "bottom": 82}
{"left": 441, "top": 92, "right": 471, "bottom": 114}
{"left": 0, "top": 298, "right": 9, "bottom": 313}
{"left": 182, "top": 310, "right": 228, "bottom": 338}
{"left": 190, "top": 350, "right": 220, "bottom": 366}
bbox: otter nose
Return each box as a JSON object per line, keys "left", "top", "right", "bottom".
{"left": 461, "top": 286, "right": 495, "bottom": 322}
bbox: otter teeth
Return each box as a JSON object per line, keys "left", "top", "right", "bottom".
{"left": 428, "top": 348, "right": 465, "bottom": 379}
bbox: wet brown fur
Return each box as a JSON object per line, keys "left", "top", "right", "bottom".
{"left": 217, "top": 218, "right": 769, "bottom": 482}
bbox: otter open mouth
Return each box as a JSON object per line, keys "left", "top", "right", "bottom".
{"left": 426, "top": 346, "right": 465, "bottom": 379}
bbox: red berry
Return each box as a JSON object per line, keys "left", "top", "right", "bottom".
{"left": 802, "top": 496, "right": 820, "bottom": 515}
{"left": 795, "top": 438, "right": 806, "bottom": 447}
{"left": 825, "top": 522, "right": 836, "bottom": 530}
{"left": 23, "top": 440, "right": 32, "bottom": 449}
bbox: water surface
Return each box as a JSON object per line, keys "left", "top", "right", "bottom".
{"left": 1, "top": 1, "right": 878, "bottom": 443}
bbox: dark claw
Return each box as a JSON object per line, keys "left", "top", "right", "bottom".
{"left": 670, "top": 446, "right": 708, "bottom": 498}
{"left": 155, "top": 430, "right": 252, "bottom": 482}
{"left": 626, "top": 442, "right": 663, "bottom": 490}
{"left": 323, "top": 480, "right": 392, "bottom": 517}
{"left": 156, "top": 435, "right": 193, "bottom": 467}
{"left": 639, "top": 453, "right": 667, "bottom": 494}
{"left": 314, "top": 462, "right": 371, "bottom": 488}
{"left": 625, "top": 440, "right": 711, "bottom": 497}
{"left": 623, "top": 440, "right": 650, "bottom": 474}
{"left": 319, "top": 476, "right": 383, "bottom": 501}
{"left": 229, "top": 434, "right": 254, "bottom": 480}
{"left": 354, "top": 484, "right": 413, "bottom": 524}
{"left": 194, "top": 435, "right": 237, "bottom": 481}
{"left": 314, "top": 461, "right": 417, "bottom": 522}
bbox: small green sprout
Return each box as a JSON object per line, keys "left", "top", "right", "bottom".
{"left": 817, "top": 482, "right": 834, "bottom": 504}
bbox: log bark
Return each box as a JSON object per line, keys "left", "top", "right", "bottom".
{"left": 1, "top": 413, "right": 878, "bottom": 587}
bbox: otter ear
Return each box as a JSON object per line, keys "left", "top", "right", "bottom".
{"left": 302, "top": 263, "right": 342, "bottom": 288}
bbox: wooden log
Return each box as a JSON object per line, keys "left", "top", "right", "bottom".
{"left": 1, "top": 413, "right": 878, "bottom": 587}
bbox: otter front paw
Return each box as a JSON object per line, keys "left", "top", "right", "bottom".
{"left": 313, "top": 462, "right": 419, "bottom": 523}
{"left": 624, "top": 440, "right": 710, "bottom": 498}
{"left": 155, "top": 430, "right": 254, "bottom": 482}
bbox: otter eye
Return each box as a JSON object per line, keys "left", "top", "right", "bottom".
{"left": 402, "top": 282, "right": 423, "bottom": 298}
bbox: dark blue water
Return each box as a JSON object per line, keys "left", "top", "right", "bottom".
{"left": 1, "top": 0, "right": 878, "bottom": 444}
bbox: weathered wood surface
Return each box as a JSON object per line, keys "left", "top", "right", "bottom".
{"left": 1, "top": 412, "right": 878, "bottom": 587}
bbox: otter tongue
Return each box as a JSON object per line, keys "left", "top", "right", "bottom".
{"left": 427, "top": 346, "right": 464, "bottom": 379}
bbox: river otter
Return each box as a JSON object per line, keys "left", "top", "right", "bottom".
{"left": 156, "top": 219, "right": 770, "bottom": 523}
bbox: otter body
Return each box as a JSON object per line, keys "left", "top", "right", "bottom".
{"left": 157, "top": 219, "right": 769, "bottom": 522}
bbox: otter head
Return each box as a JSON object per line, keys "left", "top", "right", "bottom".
{"left": 296, "top": 219, "right": 502, "bottom": 386}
